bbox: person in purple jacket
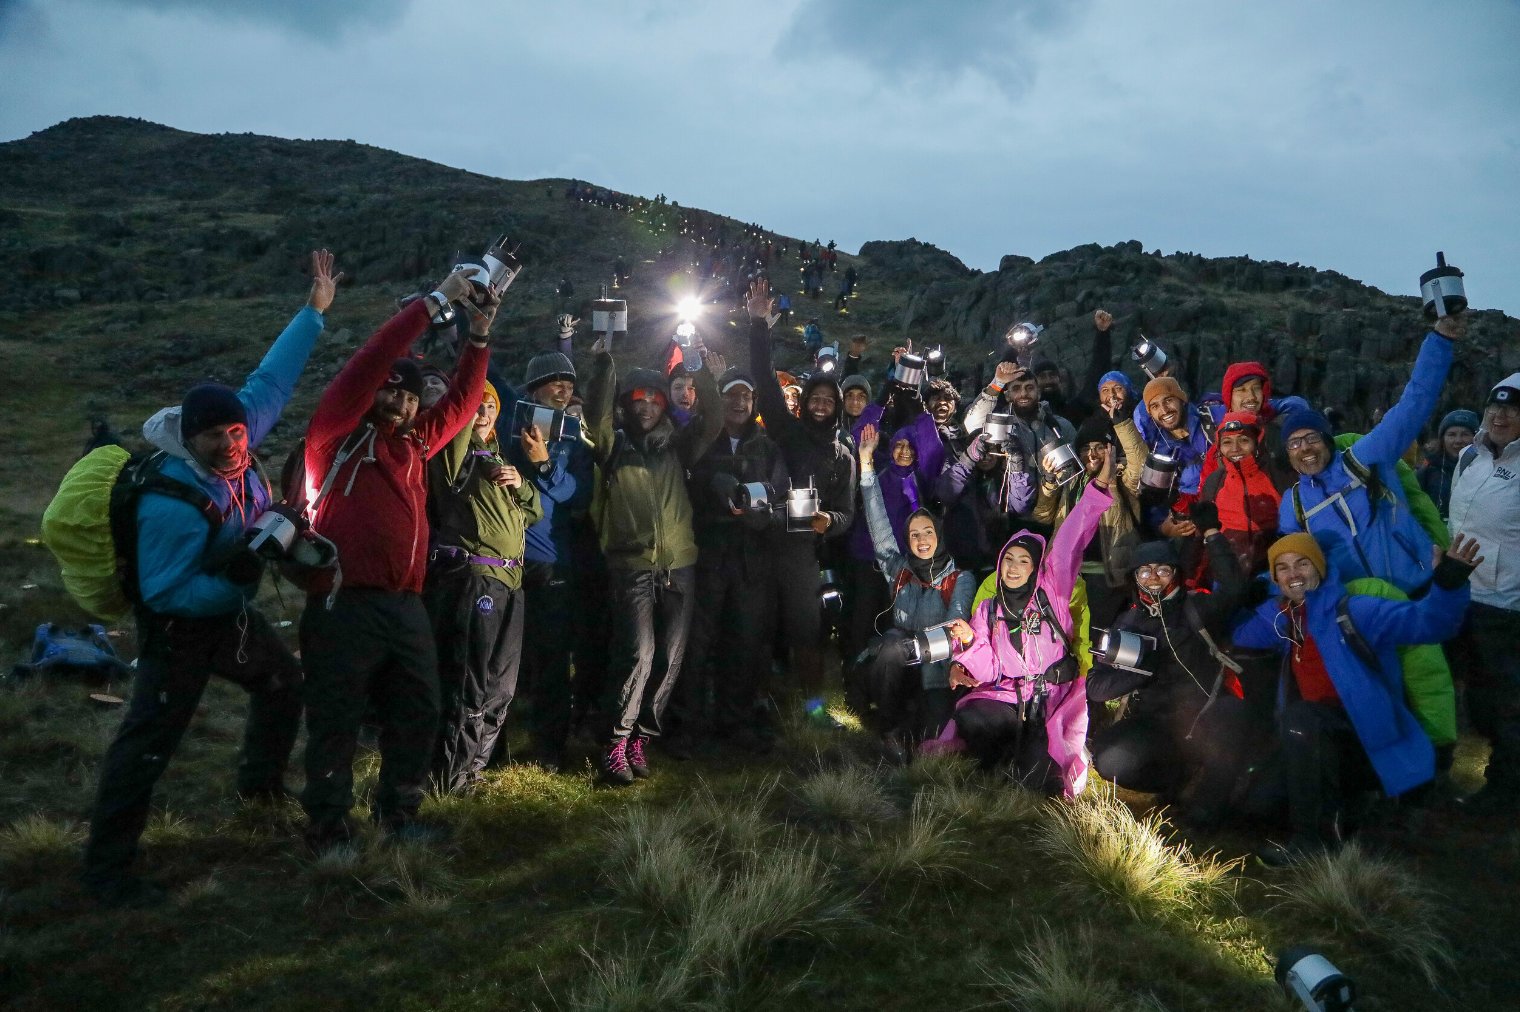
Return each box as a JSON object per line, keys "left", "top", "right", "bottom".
{"left": 924, "top": 447, "right": 1115, "bottom": 796}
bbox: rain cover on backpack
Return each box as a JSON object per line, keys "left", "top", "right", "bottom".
{"left": 40, "top": 445, "right": 134, "bottom": 621}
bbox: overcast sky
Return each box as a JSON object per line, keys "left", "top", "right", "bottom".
{"left": 3, "top": 0, "right": 1517, "bottom": 315}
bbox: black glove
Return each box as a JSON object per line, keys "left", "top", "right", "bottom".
{"left": 223, "top": 549, "right": 265, "bottom": 586}
{"left": 1433, "top": 552, "right": 1478, "bottom": 590}
{"left": 1189, "top": 500, "right": 1221, "bottom": 532}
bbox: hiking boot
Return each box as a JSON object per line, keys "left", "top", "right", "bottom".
{"left": 85, "top": 874, "right": 167, "bottom": 910}
{"left": 600, "top": 737, "right": 635, "bottom": 786}
{"left": 303, "top": 815, "right": 359, "bottom": 857}
{"left": 628, "top": 735, "right": 651, "bottom": 778}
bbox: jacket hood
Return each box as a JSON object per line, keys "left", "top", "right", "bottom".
{"left": 902, "top": 507, "right": 955, "bottom": 585}
{"left": 142, "top": 406, "right": 240, "bottom": 485}
{"left": 1222, "top": 361, "right": 1274, "bottom": 418}
{"left": 800, "top": 372, "right": 845, "bottom": 437}
{"left": 618, "top": 366, "right": 670, "bottom": 401}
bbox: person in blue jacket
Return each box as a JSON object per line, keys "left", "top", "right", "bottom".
{"left": 1276, "top": 315, "right": 1464, "bottom": 593}
{"left": 487, "top": 351, "right": 595, "bottom": 771}
{"left": 1133, "top": 375, "right": 1211, "bottom": 532}
{"left": 82, "top": 250, "right": 339, "bottom": 908}
{"left": 1232, "top": 530, "right": 1481, "bottom": 866}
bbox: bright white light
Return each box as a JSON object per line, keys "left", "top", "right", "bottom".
{"left": 675, "top": 321, "right": 696, "bottom": 339}
{"left": 676, "top": 297, "right": 702, "bottom": 321}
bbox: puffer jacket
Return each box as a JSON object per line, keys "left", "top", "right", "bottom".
{"left": 1344, "top": 576, "right": 1457, "bottom": 747}
{"left": 964, "top": 391, "right": 1077, "bottom": 484}
{"left": 1199, "top": 450, "right": 1281, "bottom": 573}
{"left": 583, "top": 352, "right": 722, "bottom": 571}
{"left": 1278, "top": 331, "right": 1453, "bottom": 593}
{"left": 1231, "top": 563, "right": 1467, "bottom": 796}
{"left": 1447, "top": 391, "right": 1520, "bottom": 611}
{"left": 860, "top": 468, "right": 975, "bottom": 690}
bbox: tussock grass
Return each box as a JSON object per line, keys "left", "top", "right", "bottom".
{"left": 1270, "top": 842, "right": 1454, "bottom": 985}
{"left": 792, "top": 761, "right": 899, "bottom": 832}
{"left": 142, "top": 809, "right": 196, "bottom": 847}
{"left": 1035, "top": 789, "right": 1239, "bottom": 920}
{"left": 917, "top": 779, "right": 1044, "bottom": 831}
{"left": 982, "top": 923, "right": 1123, "bottom": 1012}
{"left": 604, "top": 804, "right": 719, "bottom": 927}
{"left": 859, "top": 795, "right": 968, "bottom": 881}
{"left": 685, "top": 774, "right": 778, "bottom": 857}
{"left": 892, "top": 750, "right": 978, "bottom": 795}
{"left": 173, "top": 873, "right": 224, "bottom": 907}
{"left": 0, "top": 812, "right": 84, "bottom": 876}
{"left": 564, "top": 942, "right": 698, "bottom": 1012}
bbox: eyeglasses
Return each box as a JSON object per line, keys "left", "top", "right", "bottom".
{"left": 1486, "top": 403, "right": 1519, "bottom": 420}
{"left": 1136, "top": 565, "right": 1175, "bottom": 579}
{"left": 1285, "top": 433, "right": 1326, "bottom": 452}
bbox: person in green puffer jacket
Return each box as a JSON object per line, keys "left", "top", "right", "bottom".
{"left": 426, "top": 381, "right": 543, "bottom": 793}
{"left": 1342, "top": 575, "right": 1458, "bottom": 757}
{"left": 583, "top": 342, "right": 723, "bottom": 784}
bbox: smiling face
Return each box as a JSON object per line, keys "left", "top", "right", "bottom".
{"left": 783, "top": 387, "right": 801, "bottom": 415}
{"left": 927, "top": 393, "right": 956, "bottom": 425}
{"left": 1219, "top": 430, "right": 1257, "bottom": 463}
{"left": 805, "top": 385, "right": 837, "bottom": 426}
{"left": 370, "top": 386, "right": 419, "bottom": 432}
{"left": 999, "top": 545, "right": 1036, "bottom": 590}
{"left": 722, "top": 385, "right": 754, "bottom": 432}
{"left": 906, "top": 514, "right": 938, "bottom": 559}
{"left": 473, "top": 396, "right": 499, "bottom": 436}
{"left": 628, "top": 392, "right": 664, "bottom": 432}
{"left": 843, "top": 388, "right": 869, "bottom": 419}
{"left": 1230, "top": 377, "right": 1265, "bottom": 414}
{"left": 1098, "top": 380, "right": 1129, "bottom": 417}
{"left": 420, "top": 374, "right": 450, "bottom": 409}
{"left": 670, "top": 375, "right": 697, "bottom": 412}
{"left": 1442, "top": 426, "right": 1475, "bottom": 457}
{"left": 1484, "top": 402, "right": 1519, "bottom": 451}
{"left": 1286, "top": 428, "right": 1329, "bottom": 476}
{"left": 1134, "top": 562, "right": 1176, "bottom": 598}
{"left": 186, "top": 421, "right": 248, "bottom": 473}
{"left": 1008, "top": 376, "right": 1040, "bottom": 413}
{"left": 890, "top": 437, "right": 916, "bottom": 468}
{"left": 1149, "top": 394, "right": 1185, "bottom": 432}
{"left": 534, "top": 378, "right": 574, "bottom": 410}
{"left": 1273, "top": 551, "right": 1322, "bottom": 603}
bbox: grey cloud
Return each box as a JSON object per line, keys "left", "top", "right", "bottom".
{"left": 91, "top": 0, "right": 412, "bottom": 39}
{"left": 776, "top": 0, "right": 1084, "bottom": 94}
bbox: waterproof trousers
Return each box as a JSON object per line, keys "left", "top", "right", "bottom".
{"left": 608, "top": 566, "right": 696, "bottom": 739}
{"left": 1090, "top": 695, "right": 1252, "bottom": 819}
{"left": 767, "top": 540, "right": 825, "bottom": 698}
{"left": 518, "top": 561, "right": 573, "bottom": 757}
{"left": 300, "top": 589, "right": 439, "bottom": 833}
{"left": 953, "top": 696, "right": 1053, "bottom": 790}
{"left": 83, "top": 608, "right": 301, "bottom": 885}
{"left": 1280, "top": 699, "right": 1378, "bottom": 843}
{"left": 426, "top": 572, "right": 525, "bottom": 792}
{"left": 845, "top": 630, "right": 952, "bottom": 740}
{"left": 677, "top": 550, "right": 771, "bottom": 737}
{"left": 1461, "top": 603, "right": 1520, "bottom": 794}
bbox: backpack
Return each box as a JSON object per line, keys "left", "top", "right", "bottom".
{"left": 41, "top": 446, "right": 223, "bottom": 622}
{"left": 1288, "top": 445, "right": 1392, "bottom": 530}
{"left": 14, "top": 623, "right": 129, "bottom": 681}
{"left": 891, "top": 566, "right": 962, "bottom": 609}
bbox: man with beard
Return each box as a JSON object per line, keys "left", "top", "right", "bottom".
{"left": 583, "top": 339, "right": 724, "bottom": 783}
{"left": 746, "top": 278, "right": 857, "bottom": 726}
{"left": 299, "top": 268, "right": 495, "bottom": 853}
{"left": 965, "top": 358, "right": 1078, "bottom": 491}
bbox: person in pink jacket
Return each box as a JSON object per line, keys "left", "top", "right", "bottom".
{"left": 931, "top": 447, "right": 1115, "bottom": 797}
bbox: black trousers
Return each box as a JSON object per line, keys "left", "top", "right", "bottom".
{"left": 765, "top": 542, "right": 825, "bottom": 698}
{"left": 1460, "top": 602, "right": 1520, "bottom": 792}
{"left": 845, "top": 630, "right": 952, "bottom": 740}
{"left": 1090, "top": 695, "right": 1252, "bottom": 817}
{"left": 426, "top": 572, "right": 525, "bottom": 792}
{"left": 608, "top": 567, "right": 696, "bottom": 739}
{"left": 954, "top": 697, "right": 1053, "bottom": 790}
{"left": 839, "top": 554, "right": 888, "bottom": 670}
{"left": 518, "top": 562, "right": 573, "bottom": 754}
{"left": 1280, "top": 700, "right": 1378, "bottom": 842}
{"left": 300, "top": 588, "right": 439, "bottom": 832}
{"left": 83, "top": 608, "right": 301, "bottom": 884}
{"left": 677, "top": 550, "right": 771, "bottom": 737}
{"left": 569, "top": 521, "right": 614, "bottom": 731}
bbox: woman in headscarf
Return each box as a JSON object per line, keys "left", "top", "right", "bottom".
{"left": 851, "top": 424, "right": 975, "bottom": 761}
{"left": 925, "top": 446, "right": 1115, "bottom": 796}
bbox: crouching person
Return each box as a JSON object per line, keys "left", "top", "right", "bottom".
{"left": 584, "top": 338, "right": 722, "bottom": 784}
{"left": 1233, "top": 532, "right": 1481, "bottom": 866}
{"left": 851, "top": 423, "right": 974, "bottom": 761}
{"left": 925, "top": 448, "right": 1116, "bottom": 796}
{"left": 426, "top": 381, "right": 542, "bottom": 792}
{"left": 82, "top": 251, "right": 340, "bottom": 907}
{"left": 299, "top": 271, "right": 493, "bottom": 852}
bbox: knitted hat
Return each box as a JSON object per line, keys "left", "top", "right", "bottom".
{"left": 1437, "top": 408, "right": 1480, "bottom": 437}
{"left": 1129, "top": 539, "right": 1180, "bottom": 573}
{"left": 1487, "top": 371, "right": 1520, "bottom": 407}
{"left": 841, "top": 374, "right": 873, "bottom": 400}
{"left": 382, "top": 359, "right": 425, "bottom": 398}
{"left": 1030, "top": 357, "right": 1059, "bottom": 375}
{"left": 718, "top": 366, "right": 755, "bottom": 394}
{"left": 1075, "top": 413, "right": 1114, "bottom": 448}
{"left": 481, "top": 380, "right": 500, "bottom": 409}
{"left": 1267, "top": 532, "right": 1326, "bottom": 578}
{"left": 1217, "top": 410, "right": 1261, "bottom": 436}
{"left": 1278, "top": 405, "right": 1334, "bottom": 445}
{"left": 180, "top": 384, "right": 246, "bottom": 441}
{"left": 1142, "top": 376, "right": 1187, "bottom": 407}
{"left": 1097, "top": 370, "right": 1137, "bottom": 400}
{"left": 525, "top": 351, "right": 576, "bottom": 391}
{"left": 419, "top": 363, "right": 449, "bottom": 385}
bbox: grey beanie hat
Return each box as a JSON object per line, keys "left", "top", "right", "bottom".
{"left": 841, "top": 374, "right": 872, "bottom": 400}
{"left": 525, "top": 352, "right": 577, "bottom": 391}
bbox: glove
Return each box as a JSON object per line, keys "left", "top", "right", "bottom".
{"left": 223, "top": 549, "right": 265, "bottom": 587}
{"left": 1189, "top": 500, "right": 1221, "bottom": 532}
{"left": 1433, "top": 553, "right": 1478, "bottom": 590}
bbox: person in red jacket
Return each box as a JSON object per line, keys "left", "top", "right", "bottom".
{"left": 298, "top": 271, "right": 495, "bottom": 853}
{"left": 1197, "top": 411, "right": 1282, "bottom": 574}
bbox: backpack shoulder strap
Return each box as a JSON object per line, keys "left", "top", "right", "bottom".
{"left": 109, "top": 452, "right": 222, "bottom": 610}
{"left": 1181, "top": 594, "right": 1245, "bottom": 674}
{"left": 940, "top": 569, "right": 962, "bottom": 609}
{"left": 1336, "top": 595, "right": 1381, "bottom": 672}
{"left": 1034, "top": 587, "right": 1073, "bottom": 652}
{"left": 891, "top": 567, "right": 912, "bottom": 599}
{"left": 1454, "top": 444, "right": 1479, "bottom": 483}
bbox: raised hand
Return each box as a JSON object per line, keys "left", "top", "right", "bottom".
{"left": 850, "top": 334, "right": 867, "bottom": 356}
{"left": 460, "top": 289, "right": 500, "bottom": 339}
{"left": 1433, "top": 314, "right": 1468, "bottom": 340}
{"left": 556, "top": 314, "right": 580, "bottom": 337}
{"left": 1444, "top": 532, "right": 1483, "bottom": 569}
{"left": 436, "top": 269, "right": 475, "bottom": 305}
{"left": 993, "top": 360, "right": 1020, "bottom": 387}
{"left": 745, "top": 278, "right": 773, "bottom": 320}
{"left": 704, "top": 349, "right": 727, "bottom": 376}
{"left": 858, "top": 422, "right": 879, "bottom": 462}
{"left": 308, "top": 249, "right": 343, "bottom": 313}
{"left": 1093, "top": 308, "right": 1113, "bottom": 332}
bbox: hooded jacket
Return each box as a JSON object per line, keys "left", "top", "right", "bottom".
{"left": 1199, "top": 420, "right": 1282, "bottom": 573}
{"left": 861, "top": 469, "right": 975, "bottom": 690}
{"left": 846, "top": 405, "right": 942, "bottom": 561}
{"left": 1447, "top": 372, "right": 1520, "bottom": 611}
{"left": 305, "top": 300, "right": 487, "bottom": 595}
{"left": 584, "top": 353, "right": 722, "bottom": 571}
{"left": 964, "top": 390, "right": 1078, "bottom": 485}
{"left": 687, "top": 417, "right": 790, "bottom": 576}
{"left": 934, "top": 432, "right": 1036, "bottom": 572}
{"left": 428, "top": 422, "right": 543, "bottom": 590}
{"left": 936, "top": 480, "right": 1115, "bottom": 797}
{"left": 1277, "top": 331, "right": 1453, "bottom": 594}
{"left": 1231, "top": 562, "right": 1468, "bottom": 796}
{"left": 1201, "top": 362, "right": 1304, "bottom": 491}
{"left": 1418, "top": 408, "right": 1482, "bottom": 520}
{"left": 747, "top": 318, "right": 857, "bottom": 549}
{"left": 135, "top": 305, "right": 325, "bottom": 616}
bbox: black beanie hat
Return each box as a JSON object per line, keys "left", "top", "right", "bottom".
{"left": 1075, "top": 413, "right": 1114, "bottom": 448}
{"left": 1129, "top": 539, "right": 1180, "bottom": 573}
{"left": 1003, "top": 531, "right": 1045, "bottom": 574}
{"left": 383, "top": 359, "right": 425, "bottom": 398}
{"left": 180, "top": 384, "right": 247, "bottom": 441}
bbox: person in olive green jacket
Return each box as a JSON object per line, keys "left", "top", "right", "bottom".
{"left": 583, "top": 341, "right": 724, "bottom": 783}
{"left": 426, "top": 381, "right": 543, "bottom": 793}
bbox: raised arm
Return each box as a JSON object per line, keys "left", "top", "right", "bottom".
{"left": 583, "top": 349, "right": 619, "bottom": 467}
{"left": 675, "top": 352, "right": 724, "bottom": 467}
{"left": 745, "top": 281, "right": 801, "bottom": 440}
{"left": 1345, "top": 323, "right": 1459, "bottom": 467}
{"left": 242, "top": 250, "right": 339, "bottom": 447}
{"left": 858, "top": 424, "right": 908, "bottom": 578}
{"left": 1043, "top": 447, "right": 1116, "bottom": 591}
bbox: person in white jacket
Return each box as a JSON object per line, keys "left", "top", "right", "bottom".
{"left": 1447, "top": 371, "right": 1520, "bottom": 815}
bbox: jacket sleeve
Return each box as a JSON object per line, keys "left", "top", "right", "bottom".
{"left": 136, "top": 495, "right": 246, "bottom": 616}
{"left": 907, "top": 411, "right": 946, "bottom": 487}
{"left": 860, "top": 466, "right": 907, "bottom": 579}
{"left": 1031, "top": 479, "right": 1061, "bottom": 526}
{"left": 436, "top": 420, "right": 473, "bottom": 487}
{"left": 934, "top": 446, "right": 977, "bottom": 505}
{"left": 1193, "top": 531, "right": 1249, "bottom": 634}
{"left": 1345, "top": 332, "right": 1454, "bottom": 468}
{"left": 822, "top": 448, "right": 857, "bottom": 538}
{"left": 1042, "top": 480, "right": 1115, "bottom": 594}
{"left": 1087, "top": 608, "right": 1149, "bottom": 702}
{"left": 948, "top": 568, "right": 976, "bottom": 622}
{"left": 953, "top": 599, "right": 999, "bottom": 685}
{"left": 308, "top": 300, "right": 428, "bottom": 447}
{"left": 1348, "top": 580, "right": 1469, "bottom": 649}
{"left": 1113, "top": 418, "right": 1147, "bottom": 496}
{"left": 747, "top": 318, "right": 800, "bottom": 441}
{"left": 1231, "top": 600, "right": 1286, "bottom": 652}
{"left": 415, "top": 341, "right": 489, "bottom": 459}
{"left": 512, "top": 475, "right": 544, "bottom": 525}
{"left": 583, "top": 351, "right": 618, "bottom": 467}
{"left": 241, "top": 305, "right": 325, "bottom": 448}
{"left": 963, "top": 388, "right": 999, "bottom": 435}
{"left": 675, "top": 362, "right": 723, "bottom": 468}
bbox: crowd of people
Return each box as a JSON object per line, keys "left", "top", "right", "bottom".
{"left": 73, "top": 248, "right": 1517, "bottom": 908}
